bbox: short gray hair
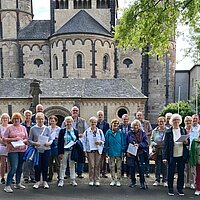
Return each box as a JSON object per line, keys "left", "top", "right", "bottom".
{"left": 24, "top": 110, "right": 32, "bottom": 116}
{"left": 131, "top": 119, "right": 142, "bottom": 128}
{"left": 64, "top": 116, "right": 73, "bottom": 122}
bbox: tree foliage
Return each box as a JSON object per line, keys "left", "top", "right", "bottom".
{"left": 189, "top": 83, "right": 200, "bottom": 113}
{"left": 115, "top": 0, "right": 200, "bottom": 60}
{"left": 160, "top": 101, "right": 195, "bottom": 123}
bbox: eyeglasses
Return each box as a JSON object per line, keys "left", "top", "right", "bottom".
{"left": 72, "top": 110, "right": 78, "bottom": 112}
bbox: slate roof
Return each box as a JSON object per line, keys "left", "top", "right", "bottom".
{"left": 53, "top": 10, "right": 113, "bottom": 37}
{"left": 18, "top": 20, "right": 51, "bottom": 40}
{"left": 0, "top": 78, "right": 146, "bottom": 99}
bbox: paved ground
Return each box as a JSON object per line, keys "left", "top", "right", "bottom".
{"left": 0, "top": 174, "right": 198, "bottom": 200}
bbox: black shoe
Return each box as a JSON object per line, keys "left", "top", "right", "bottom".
{"left": 177, "top": 190, "right": 184, "bottom": 196}
{"left": 168, "top": 191, "right": 175, "bottom": 196}
{"left": 140, "top": 183, "right": 146, "bottom": 189}
{"left": 102, "top": 175, "right": 108, "bottom": 178}
{"left": 30, "top": 179, "right": 37, "bottom": 183}
{"left": 12, "top": 179, "right": 15, "bottom": 184}
{"left": 129, "top": 183, "right": 137, "bottom": 188}
{"left": 1, "top": 178, "right": 5, "bottom": 184}
{"left": 24, "top": 179, "right": 29, "bottom": 184}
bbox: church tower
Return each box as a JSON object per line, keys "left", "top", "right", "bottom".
{"left": 0, "top": 0, "right": 33, "bottom": 78}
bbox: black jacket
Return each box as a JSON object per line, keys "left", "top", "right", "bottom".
{"left": 97, "top": 120, "right": 109, "bottom": 135}
{"left": 163, "top": 127, "right": 189, "bottom": 162}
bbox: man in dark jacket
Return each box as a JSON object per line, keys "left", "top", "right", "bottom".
{"left": 96, "top": 110, "right": 109, "bottom": 178}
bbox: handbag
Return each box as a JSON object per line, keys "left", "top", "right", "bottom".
{"left": 149, "top": 151, "right": 157, "bottom": 161}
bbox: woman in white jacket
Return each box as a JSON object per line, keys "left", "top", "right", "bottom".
{"left": 82, "top": 116, "right": 104, "bottom": 186}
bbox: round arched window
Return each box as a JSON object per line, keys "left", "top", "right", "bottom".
{"left": 117, "top": 108, "right": 128, "bottom": 118}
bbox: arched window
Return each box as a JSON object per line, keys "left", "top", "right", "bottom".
{"left": 34, "top": 59, "right": 43, "bottom": 68}
{"left": 117, "top": 108, "right": 128, "bottom": 118}
{"left": 77, "top": 54, "right": 82, "bottom": 68}
{"left": 123, "top": 58, "right": 133, "bottom": 68}
{"left": 103, "top": 54, "right": 109, "bottom": 71}
{"left": 53, "top": 54, "right": 58, "bottom": 71}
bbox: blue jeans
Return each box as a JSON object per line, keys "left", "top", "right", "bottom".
{"left": 130, "top": 153, "right": 146, "bottom": 184}
{"left": 76, "top": 163, "right": 84, "bottom": 176}
{"left": 168, "top": 156, "right": 185, "bottom": 192}
{"left": 35, "top": 150, "right": 51, "bottom": 182}
{"left": 6, "top": 152, "right": 24, "bottom": 186}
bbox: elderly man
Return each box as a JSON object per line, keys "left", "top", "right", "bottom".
{"left": 96, "top": 110, "right": 109, "bottom": 178}
{"left": 136, "top": 111, "right": 152, "bottom": 177}
{"left": 70, "top": 106, "right": 88, "bottom": 178}
{"left": 165, "top": 113, "right": 172, "bottom": 129}
{"left": 31, "top": 104, "right": 48, "bottom": 125}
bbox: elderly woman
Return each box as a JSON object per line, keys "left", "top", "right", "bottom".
{"left": 104, "top": 119, "right": 126, "bottom": 187}
{"left": 57, "top": 116, "right": 79, "bottom": 187}
{"left": 184, "top": 116, "right": 195, "bottom": 189}
{"left": 29, "top": 112, "right": 52, "bottom": 189}
{"left": 151, "top": 116, "right": 168, "bottom": 187}
{"left": 48, "top": 115, "right": 61, "bottom": 182}
{"left": 0, "top": 113, "right": 10, "bottom": 185}
{"left": 82, "top": 116, "right": 105, "bottom": 186}
{"left": 3, "top": 113, "right": 28, "bottom": 193}
{"left": 163, "top": 114, "right": 189, "bottom": 196}
{"left": 190, "top": 128, "right": 200, "bottom": 196}
{"left": 126, "top": 119, "right": 148, "bottom": 189}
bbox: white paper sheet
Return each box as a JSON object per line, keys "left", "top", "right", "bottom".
{"left": 64, "top": 141, "right": 75, "bottom": 149}
{"left": 11, "top": 140, "right": 25, "bottom": 148}
{"left": 175, "top": 135, "right": 189, "bottom": 142}
{"left": 89, "top": 137, "right": 98, "bottom": 150}
{"left": 127, "top": 143, "right": 138, "bottom": 156}
{"left": 38, "top": 135, "right": 49, "bottom": 145}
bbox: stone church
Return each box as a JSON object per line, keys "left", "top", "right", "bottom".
{"left": 0, "top": 0, "right": 175, "bottom": 125}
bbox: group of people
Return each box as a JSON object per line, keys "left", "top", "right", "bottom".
{"left": 0, "top": 104, "right": 200, "bottom": 197}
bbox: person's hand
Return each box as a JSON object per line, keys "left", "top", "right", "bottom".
{"left": 23, "top": 139, "right": 28, "bottom": 145}
{"left": 134, "top": 144, "right": 139, "bottom": 148}
{"left": 58, "top": 154, "right": 63, "bottom": 160}
{"left": 95, "top": 141, "right": 102, "bottom": 145}
{"left": 163, "top": 159, "right": 168, "bottom": 165}
{"left": 44, "top": 142, "right": 51, "bottom": 147}
{"left": 34, "top": 142, "right": 40, "bottom": 147}
{"left": 14, "top": 136, "right": 22, "bottom": 141}
{"left": 183, "top": 139, "right": 188, "bottom": 144}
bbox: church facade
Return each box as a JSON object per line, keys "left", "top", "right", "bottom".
{"left": 0, "top": 0, "right": 175, "bottom": 124}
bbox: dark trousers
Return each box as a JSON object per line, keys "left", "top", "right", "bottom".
{"left": 48, "top": 155, "right": 60, "bottom": 180}
{"left": 35, "top": 150, "right": 51, "bottom": 182}
{"left": 168, "top": 156, "right": 185, "bottom": 192}
{"left": 130, "top": 153, "right": 145, "bottom": 184}
{"left": 101, "top": 153, "right": 107, "bottom": 175}
{"left": 76, "top": 163, "right": 84, "bottom": 175}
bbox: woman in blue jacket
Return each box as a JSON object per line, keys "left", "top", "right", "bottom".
{"left": 105, "top": 119, "right": 126, "bottom": 187}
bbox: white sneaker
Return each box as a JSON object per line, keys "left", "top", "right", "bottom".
{"left": 71, "top": 180, "right": 78, "bottom": 186}
{"left": 58, "top": 180, "right": 64, "bottom": 187}
{"left": 95, "top": 181, "right": 100, "bottom": 187}
{"left": 4, "top": 186, "right": 13, "bottom": 193}
{"left": 33, "top": 181, "right": 40, "bottom": 189}
{"left": 89, "top": 181, "right": 94, "bottom": 186}
{"left": 163, "top": 182, "right": 168, "bottom": 187}
{"left": 14, "top": 184, "right": 26, "bottom": 189}
{"left": 153, "top": 181, "right": 160, "bottom": 186}
{"left": 116, "top": 181, "right": 121, "bottom": 187}
{"left": 43, "top": 181, "right": 49, "bottom": 189}
{"left": 190, "top": 183, "right": 195, "bottom": 189}
{"left": 195, "top": 190, "right": 200, "bottom": 196}
{"left": 110, "top": 181, "right": 115, "bottom": 186}
{"left": 183, "top": 183, "right": 186, "bottom": 188}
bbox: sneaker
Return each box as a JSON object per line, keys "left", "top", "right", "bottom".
{"left": 33, "top": 181, "right": 40, "bottom": 189}
{"left": 183, "top": 183, "right": 186, "bottom": 188}
{"left": 190, "top": 183, "right": 195, "bottom": 189}
{"left": 177, "top": 190, "right": 185, "bottom": 196}
{"left": 195, "top": 190, "right": 200, "bottom": 196}
{"left": 110, "top": 181, "right": 115, "bottom": 186}
{"left": 71, "top": 180, "right": 77, "bottom": 186}
{"left": 14, "top": 184, "right": 26, "bottom": 189}
{"left": 43, "top": 181, "right": 49, "bottom": 189}
{"left": 89, "top": 181, "right": 94, "bottom": 186}
{"left": 129, "top": 183, "right": 137, "bottom": 187}
{"left": 58, "top": 180, "right": 64, "bottom": 187}
{"left": 168, "top": 191, "right": 174, "bottom": 196}
{"left": 4, "top": 186, "right": 13, "bottom": 193}
{"left": 116, "top": 181, "right": 121, "bottom": 187}
{"left": 1, "top": 178, "right": 5, "bottom": 184}
{"left": 153, "top": 181, "right": 160, "bottom": 186}
{"left": 95, "top": 181, "right": 100, "bottom": 187}
{"left": 163, "top": 182, "right": 168, "bottom": 187}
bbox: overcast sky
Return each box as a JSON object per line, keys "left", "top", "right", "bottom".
{"left": 32, "top": 0, "right": 193, "bottom": 70}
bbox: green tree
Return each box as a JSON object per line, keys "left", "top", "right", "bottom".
{"left": 115, "top": 0, "right": 200, "bottom": 61}
{"left": 189, "top": 83, "right": 200, "bottom": 113}
{"left": 160, "top": 101, "right": 195, "bottom": 125}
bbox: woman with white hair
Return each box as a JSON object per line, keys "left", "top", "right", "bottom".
{"left": 163, "top": 114, "right": 189, "bottom": 196}
{"left": 126, "top": 119, "right": 148, "bottom": 189}
{"left": 57, "top": 116, "right": 79, "bottom": 187}
{"left": 0, "top": 113, "right": 10, "bottom": 184}
{"left": 82, "top": 116, "right": 105, "bottom": 186}
{"left": 29, "top": 112, "right": 52, "bottom": 189}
